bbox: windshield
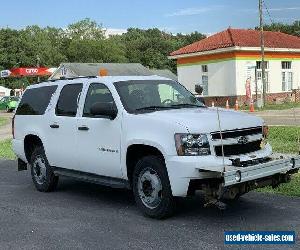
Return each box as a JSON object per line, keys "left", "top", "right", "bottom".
{"left": 114, "top": 80, "right": 206, "bottom": 113}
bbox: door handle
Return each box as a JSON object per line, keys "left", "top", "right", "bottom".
{"left": 78, "top": 126, "right": 89, "bottom": 131}
{"left": 50, "top": 124, "right": 59, "bottom": 128}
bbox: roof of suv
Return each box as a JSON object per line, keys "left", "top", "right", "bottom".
{"left": 27, "top": 75, "right": 174, "bottom": 89}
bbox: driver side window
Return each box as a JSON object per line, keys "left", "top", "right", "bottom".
{"left": 158, "top": 84, "right": 183, "bottom": 103}
{"left": 83, "top": 83, "right": 115, "bottom": 117}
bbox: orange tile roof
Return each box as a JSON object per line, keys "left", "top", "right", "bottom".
{"left": 170, "top": 28, "right": 300, "bottom": 56}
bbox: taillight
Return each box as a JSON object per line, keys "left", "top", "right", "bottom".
{"left": 12, "top": 115, "right": 15, "bottom": 139}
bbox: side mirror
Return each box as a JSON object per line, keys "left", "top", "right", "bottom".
{"left": 195, "top": 85, "right": 203, "bottom": 95}
{"left": 90, "top": 102, "right": 118, "bottom": 120}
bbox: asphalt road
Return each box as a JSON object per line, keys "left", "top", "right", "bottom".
{"left": 0, "top": 160, "right": 299, "bottom": 250}
{"left": 0, "top": 111, "right": 12, "bottom": 140}
{"left": 253, "top": 108, "right": 300, "bottom": 126}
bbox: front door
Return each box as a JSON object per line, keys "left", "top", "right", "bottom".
{"left": 77, "top": 83, "right": 122, "bottom": 178}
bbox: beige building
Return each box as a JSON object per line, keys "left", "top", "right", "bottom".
{"left": 169, "top": 28, "right": 300, "bottom": 104}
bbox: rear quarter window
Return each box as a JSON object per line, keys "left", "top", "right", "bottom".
{"left": 16, "top": 85, "right": 58, "bottom": 115}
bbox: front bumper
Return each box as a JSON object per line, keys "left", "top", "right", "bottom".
{"left": 223, "top": 155, "right": 300, "bottom": 187}
{"left": 166, "top": 152, "right": 300, "bottom": 197}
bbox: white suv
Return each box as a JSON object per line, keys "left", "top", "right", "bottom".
{"left": 13, "top": 76, "right": 300, "bottom": 218}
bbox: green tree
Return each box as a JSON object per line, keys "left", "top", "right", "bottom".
{"left": 0, "top": 18, "right": 207, "bottom": 89}
{"left": 257, "top": 20, "right": 300, "bottom": 37}
{"left": 66, "top": 18, "right": 105, "bottom": 40}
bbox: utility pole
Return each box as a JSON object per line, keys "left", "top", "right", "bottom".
{"left": 259, "top": 0, "right": 266, "bottom": 107}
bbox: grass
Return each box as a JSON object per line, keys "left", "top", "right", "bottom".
{"left": 256, "top": 102, "right": 300, "bottom": 111}
{"left": 0, "top": 117, "right": 8, "bottom": 127}
{"left": 257, "top": 173, "right": 300, "bottom": 197}
{"left": 240, "top": 102, "right": 300, "bottom": 111}
{"left": 268, "top": 126, "right": 300, "bottom": 154}
{"left": 258, "top": 126, "right": 300, "bottom": 197}
{"left": 0, "top": 139, "right": 16, "bottom": 160}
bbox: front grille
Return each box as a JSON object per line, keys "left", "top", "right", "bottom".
{"left": 215, "top": 140, "right": 262, "bottom": 156}
{"left": 231, "top": 157, "right": 271, "bottom": 167}
{"left": 211, "top": 126, "right": 262, "bottom": 140}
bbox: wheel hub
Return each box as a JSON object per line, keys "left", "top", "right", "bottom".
{"left": 138, "top": 168, "right": 162, "bottom": 209}
{"left": 33, "top": 157, "right": 47, "bottom": 185}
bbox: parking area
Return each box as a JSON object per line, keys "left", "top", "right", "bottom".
{"left": 0, "top": 111, "right": 12, "bottom": 140}
{"left": 0, "top": 160, "right": 299, "bottom": 250}
{"left": 253, "top": 108, "right": 300, "bottom": 126}
{"left": 0, "top": 111, "right": 13, "bottom": 140}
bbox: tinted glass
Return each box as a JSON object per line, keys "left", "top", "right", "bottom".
{"left": 16, "top": 85, "right": 58, "bottom": 115}
{"left": 56, "top": 84, "right": 83, "bottom": 117}
{"left": 83, "top": 83, "right": 115, "bottom": 117}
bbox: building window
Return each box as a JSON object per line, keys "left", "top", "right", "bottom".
{"left": 256, "top": 61, "right": 269, "bottom": 70}
{"left": 281, "top": 61, "right": 291, "bottom": 69}
{"left": 256, "top": 71, "right": 270, "bottom": 93}
{"left": 281, "top": 61, "right": 293, "bottom": 91}
{"left": 282, "top": 72, "right": 293, "bottom": 91}
{"left": 201, "top": 65, "right": 208, "bottom": 73}
{"left": 201, "top": 75, "right": 208, "bottom": 95}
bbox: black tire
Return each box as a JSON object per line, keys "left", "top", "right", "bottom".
{"left": 132, "top": 156, "right": 175, "bottom": 219}
{"left": 30, "top": 146, "right": 59, "bottom": 192}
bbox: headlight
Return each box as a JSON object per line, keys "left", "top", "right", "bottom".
{"left": 175, "top": 133, "right": 210, "bottom": 156}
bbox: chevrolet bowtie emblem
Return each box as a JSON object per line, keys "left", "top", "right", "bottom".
{"left": 237, "top": 136, "right": 249, "bottom": 144}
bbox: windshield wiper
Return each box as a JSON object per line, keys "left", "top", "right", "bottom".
{"left": 135, "top": 106, "right": 172, "bottom": 111}
{"left": 170, "top": 103, "right": 205, "bottom": 108}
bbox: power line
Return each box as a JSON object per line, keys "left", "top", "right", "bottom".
{"left": 263, "top": 0, "right": 275, "bottom": 26}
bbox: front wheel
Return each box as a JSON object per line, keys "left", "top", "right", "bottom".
{"left": 30, "top": 146, "right": 59, "bottom": 192}
{"left": 132, "top": 156, "right": 175, "bottom": 219}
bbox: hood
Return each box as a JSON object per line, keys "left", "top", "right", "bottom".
{"left": 141, "top": 107, "right": 263, "bottom": 133}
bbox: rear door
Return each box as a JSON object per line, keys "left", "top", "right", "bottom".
{"left": 76, "top": 82, "right": 122, "bottom": 178}
{"left": 45, "top": 83, "right": 83, "bottom": 170}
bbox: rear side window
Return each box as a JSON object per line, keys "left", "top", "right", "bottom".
{"left": 56, "top": 84, "right": 83, "bottom": 117}
{"left": 16, "top": 85, "right": 58, "bottom": 115}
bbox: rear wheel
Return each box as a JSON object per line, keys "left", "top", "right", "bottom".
{"left": 30, "top": 146, "right": 58, "bottom": 192}
{"left": 132, "top": 156, "right": 175, "bottom": 219}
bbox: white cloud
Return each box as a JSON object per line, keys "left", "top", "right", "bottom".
{"left": 240, "top": 6, "right": 300, "bottom": 13}
{"left": 166, "top": 6, "right": 222, "bottom": 17}
{"left": 104, "top": 28, "right": 127, "bottom": 38}
{"left": 267, "top": 7, "right": 300, "bottom": 11}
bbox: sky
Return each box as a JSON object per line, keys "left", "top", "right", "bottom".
{"left": 0, "top": 0, "right": 299, "bottom": 34}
